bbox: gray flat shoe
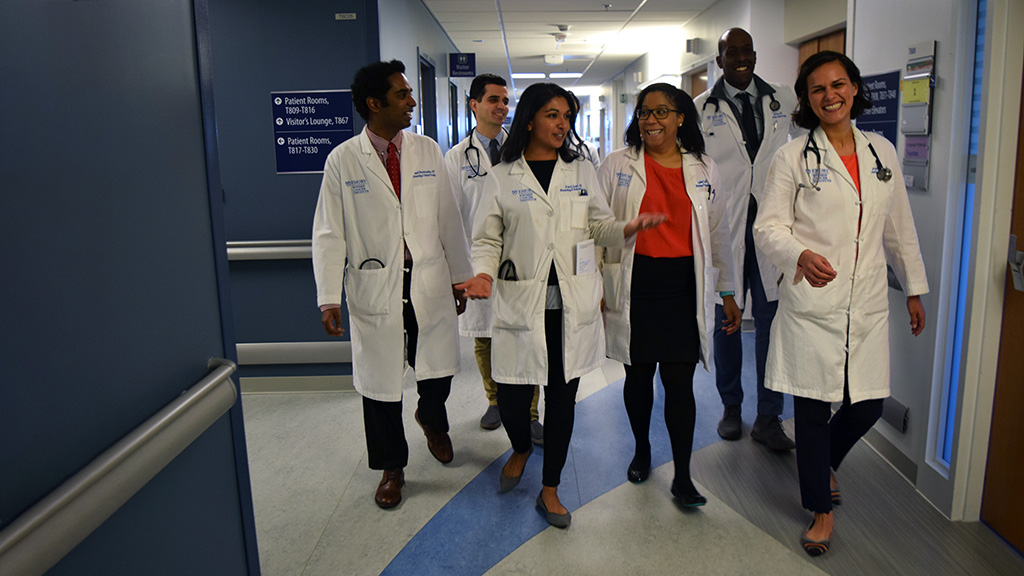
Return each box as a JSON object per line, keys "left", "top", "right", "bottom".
{"left": 536, "top": 491, "right": 571, "bottom": 528}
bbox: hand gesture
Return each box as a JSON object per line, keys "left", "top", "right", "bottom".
{"left": 797, "top": 249, "right": 837, "bottom": 288}
{"left": 321, "top": 308, "right": 345, "bottom": 336}
{"left": 455, "top": 274, "right": 493, "bottom": 299}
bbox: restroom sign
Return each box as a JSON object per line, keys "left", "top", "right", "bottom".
{"left": 449, "top": 53, "right": 476, "bottom": 78}
{"left": 271, "top": 90, "right": 354, "bottom": 174}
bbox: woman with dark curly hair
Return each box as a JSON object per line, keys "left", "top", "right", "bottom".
{"left": 598, "top": 82, "right": 740, "bottom": 506}
{"left": 754, "top": 51, "right": 929, "bottom": 556}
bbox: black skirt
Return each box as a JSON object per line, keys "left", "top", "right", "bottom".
{"left": 628, "top": 254, "right": 700, "bottom": 364}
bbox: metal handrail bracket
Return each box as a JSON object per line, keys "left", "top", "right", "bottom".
{"left": 0, "top": 359, "right": 239, "bottom": 576}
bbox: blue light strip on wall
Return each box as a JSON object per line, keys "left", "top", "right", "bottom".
{"left": 943, "top": 0, "right": 986, "bottom": 465}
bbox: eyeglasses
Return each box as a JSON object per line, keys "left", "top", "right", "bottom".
{"left": 635, "top": 107, "right": 679, "bottom": 120}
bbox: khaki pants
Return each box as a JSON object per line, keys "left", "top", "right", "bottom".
{"left": 474, "top": 337, "right": 539, "bottom": 420}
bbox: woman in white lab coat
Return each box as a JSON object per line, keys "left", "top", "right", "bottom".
{"left": 753, "top": 51, "right": 929, "bottom": 556}
{"left": 458, "top": 83, "right": 663, "bottom": 528}
{"left": 598, "top": 83, "right": 741, "bottom": 506}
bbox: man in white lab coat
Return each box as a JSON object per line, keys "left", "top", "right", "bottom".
{"left": 312, "top": 60, "right": 474, "bottom": 509}
{"left": 444, "top": 73, "right": 543, "bottom": 441}
{"left": 694, "top": 28, "right": 800, "bottom": 450}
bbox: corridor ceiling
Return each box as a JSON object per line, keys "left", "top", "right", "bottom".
{"left": 421, "top": 0, "right": 716, "bottom": 98}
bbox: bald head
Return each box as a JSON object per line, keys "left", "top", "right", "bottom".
{"left": 716, "top": 28, "right": 756, "bottom": 90}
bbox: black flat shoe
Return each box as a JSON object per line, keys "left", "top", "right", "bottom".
{"left": 627, "top": 457, "right": 650, "bottom": 483}
{"left": 670, "top": 481, "right": 707, "bottom": 507}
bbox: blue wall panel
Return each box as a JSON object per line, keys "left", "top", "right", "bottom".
{"left": 0, "top": 0, "right": 253, "bottom": 573}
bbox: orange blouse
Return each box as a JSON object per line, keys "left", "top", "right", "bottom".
{"left": 635, "top": 153, "right": 693, "bottom": 258}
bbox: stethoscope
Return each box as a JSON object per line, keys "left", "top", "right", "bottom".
{"left": 701, "top": 93, "right": 781, "bottom": 137}
{"left": 463, "top": 128, "right": 508, "bottom": 178}
{"left": 799, "top": 132, "right": 893, "bottom": 191}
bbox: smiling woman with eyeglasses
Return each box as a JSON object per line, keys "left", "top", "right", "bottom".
{"left": 597, "top": 83, "right": 741, "bottom": 507}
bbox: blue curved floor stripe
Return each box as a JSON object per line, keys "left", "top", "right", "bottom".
{"left": 383, "top": 333, "right": 791, "bottom": 576}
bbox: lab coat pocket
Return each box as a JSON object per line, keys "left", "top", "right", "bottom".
{"left": 492, "top": 278, "right": 544, "bottom": 330}
{"left": 345, "top": 266, "right": 392, "bottom": 316}
{"left": 567, "top": 271, "right": 602, "bottom": 326}
{"left": 601, "top": 263, "right": 623, "bottom": 312}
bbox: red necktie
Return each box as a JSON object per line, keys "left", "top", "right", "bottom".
{"left": 386, "top": 142, "right": 400, "bottom": 199}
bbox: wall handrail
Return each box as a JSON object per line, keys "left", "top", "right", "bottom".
{"left": 226, "top": 239, "right": 311, "bottom": 261}
{"left": 0, "top": 359, "right": 239, "bottom": 576}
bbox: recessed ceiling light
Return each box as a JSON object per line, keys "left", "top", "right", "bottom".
{"left": 549, "top": 73, "right": 582, "bottom": 79}
{"left": 511, "top": 73, "right": 547, "bottom": 79}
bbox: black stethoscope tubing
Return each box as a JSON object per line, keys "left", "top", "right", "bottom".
{"left": 800, "top": 132, "right": 893, "bottom": 191}
{"left": 701, "top": 93, "right": 781, "bottom": 137}
{"left": 463, "top": 128, "right": 508, "bottom": 179}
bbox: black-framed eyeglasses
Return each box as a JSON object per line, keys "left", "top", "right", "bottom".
{"left": 635, "top": 107, "right": 679, "bottom": 120}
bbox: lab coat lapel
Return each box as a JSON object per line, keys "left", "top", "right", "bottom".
{"left": 509, "top": 157, "right": 552, "bottom": 208}
{"left": 815, "top": 127, "right": 859, "bottom": 198}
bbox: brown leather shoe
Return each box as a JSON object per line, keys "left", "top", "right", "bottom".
{"left": 415, "top": 409, "right": 454, "bottom": 463}
{"left": 375, "top": 468, "right": 404, "bottom": 509}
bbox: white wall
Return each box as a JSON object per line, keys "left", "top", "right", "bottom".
{"left": 851, "top": 0, "right": 978, "bottom": 517}
{"left": 378, "top": 0, "right": 464, "bottom": 151}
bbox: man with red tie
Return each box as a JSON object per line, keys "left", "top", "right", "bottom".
{"left": 312, "top": 60, "right": 473, "bottom": 508}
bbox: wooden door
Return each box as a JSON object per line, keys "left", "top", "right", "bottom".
{"left": 980, "top": 60, "right": 1024, "bottom": 554}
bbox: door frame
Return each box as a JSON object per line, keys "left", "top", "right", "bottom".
{"left": 954, "top": 0, "right": 1024, "bottom": 522}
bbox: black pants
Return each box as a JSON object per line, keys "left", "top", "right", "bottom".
{"left": 496, "top": 309, "right": 579, "bottom": 487}
{"left": 793, "top": 375, "right": 883, "bottom": 512}
{"left": 361, "top": 260, "right": 451, "bottom": 470}
{"left": 623, "top": 362, "right": 698, "bottom": 490}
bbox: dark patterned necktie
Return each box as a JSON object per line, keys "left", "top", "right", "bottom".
{"left": 488, "top": 138, "right": 500, "bottom": 166}
{"left": 386, "top": 142, "right": 400, "bottom": 199}
{"left": 738, "top": 92, "right": 761, "bottom": 161}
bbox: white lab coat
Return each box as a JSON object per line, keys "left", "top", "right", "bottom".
{"left": 444, "top": 130, "right": 498, "bottom": 337}
{"left": 694, "top": 77, "right": 801, "bottom": 308}
{"left": 753, "top": 126, "right": 929, "bottom": 403}
{"left": 312, "top": 127, "right": 474, "bottom": 402}
{"left": 597, "top": 145, "right": 735, "bottom": 368}
{"left": 471, "top": 156, "right": 626, "bottom": 385}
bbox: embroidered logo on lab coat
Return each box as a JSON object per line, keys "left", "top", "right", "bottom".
{"left": 345, "top": 179, "right": 369, "bottom": 194}
{"left": 711, "top": 113, "right": 727, "bottom": 128}
{"left": 696, "top": 178, "right": 715, "bottom": 202}
{"left": 616, "top": 172, "right": 632, "bottom": 187}
{"left": 560, "top": 183, "right": 586, "bottom": 195}
{"left": 805, "top": 167, "right": 832, "bottom": 184}
{"left": 412, "top": 170, "right": 436, "bottom": 179}
{"left": 512, "top": 188, "right": 536, "bottom": 202}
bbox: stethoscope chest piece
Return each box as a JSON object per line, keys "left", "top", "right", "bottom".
{"left": 877, "top": 167, "right": 893, "bottom": 182}
{"left": 770, "top": 100, "right": 780, "bottom": 111}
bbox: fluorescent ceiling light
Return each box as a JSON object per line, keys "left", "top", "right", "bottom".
{"left": 511, "top": 73, "right": 546, "bottom": 79}
{"left": 549, "top": 72, "right": 582, "bottom": 79}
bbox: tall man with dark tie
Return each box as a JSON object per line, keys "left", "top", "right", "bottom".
{"left": 694, "top": 28, "right": 802, "bottom": 450}
{"left": 444, "top": 73, "right": 543, "bottom": 444}
{"left": 313, "top": 60, "right": 474, "bottom": 508}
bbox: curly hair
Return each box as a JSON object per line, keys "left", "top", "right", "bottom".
{"left": 624, "top": 83, "right": 705, "bottom": 157}
{"left": 792, "top": 51, "right": 872, "bottom": 130}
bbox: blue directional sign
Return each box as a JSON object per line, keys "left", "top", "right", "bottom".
{"left": 449, "top": 53, "right": 476, "bottom": 78}
{"left": 271, "top": 90, "right": 354, "bottom": 174}
{"left": 858, "top": 71, "right": 900, "bottom": 146}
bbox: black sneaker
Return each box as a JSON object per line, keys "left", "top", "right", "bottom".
{"left": 751, "top": 415, "right": 796, "bottom": 451}
{"left": 717, "top": 405, "right": 742, "bottom": 440}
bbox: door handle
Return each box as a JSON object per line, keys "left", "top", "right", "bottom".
{"left": 1010, "top": 234, "right": 1024, "bottom": 292}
